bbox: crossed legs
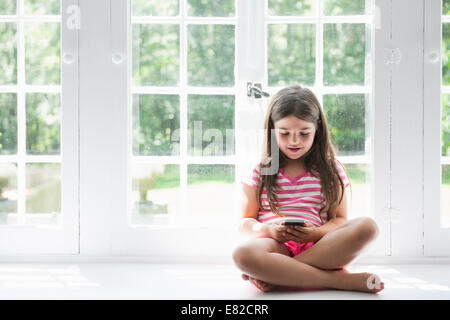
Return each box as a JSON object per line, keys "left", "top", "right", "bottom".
{"left": 232, "top": 217, "right": 384, "bottom": 293}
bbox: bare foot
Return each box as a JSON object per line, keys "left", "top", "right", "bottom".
{"left": 241, "top": 274, "right": 276, "bottom": 292}
{"left": 332, "top": 271, "right": 385, "bottom": 294}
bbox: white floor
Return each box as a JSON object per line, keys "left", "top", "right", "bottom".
{"left": 0, "top": 262, "right": 450, "bottom": 300}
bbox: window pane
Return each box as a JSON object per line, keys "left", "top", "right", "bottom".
{"left": 442, "top": 165, "right": 450, "bottom": 228}
{"left": 131, "top": 163, "right": 180, "bottom": 225}
{"left": 323, "top": 94, "right": 366, "bottom": 156}
{"left": 323, "top": 0, "right": 366, "bottom": 16}
{"left": 443, "top": 94, "right": 450, "bottom": 157}
{"left": 444, "top": 0, "right": 450, "bottom": 15}
{"left": 188, "top": 95, "right": 235, "bottom": 157}
{"left": 187, "top": 24, "right": 235, "bottom": 87}
{"left": 132, "top": 24, "right": 179, "bottom": 86}
{"left": 0, "top": 0, "right": 16, "bottom": 15}
{"left": 0, "top": 163, "right": 17, "bottom": 224}
{"left": 345, "top": 164, "right": 371, "bottom": 220}
{"left": 24, "top": 0, "right": 60, "bottom": 15}
{"left": 131, "top": 0, "right": 179, "bottom": 16}
{"left": 25, "top": 163, "right": 60, "bottom": 216}
{"left": 25, "top": 22, "right": 60, "bottom": 85}
{"left": 443, "top": 23, "right": 450, "bottom": 86}
{"left": 187, "top": 0, "right": 235, "bottom": 17}
{"left": 323, "top": 23, "right": 366, "bottom": 86}
{"left": 132, "top": 94, "right": 180, "bottom": 156}
{"left": 0, "top": 93, "right": 17, "bottom": 155}
{"left": 187, "top": 164, "right": 235, "bottom": 220}
{"left": 268, "top": 24, "right": 316, "bottom": 86}
{"left": 0, "top": 22, "right": 17, "bottom": 85}
{"left": 26, "top": 93, "right": 60, "bottom": 155}
{"left": 268, "top": 0, "right": 316, "bottom": 16}
{"left": 443, "top": 95, "right": 450, "bottom": 227}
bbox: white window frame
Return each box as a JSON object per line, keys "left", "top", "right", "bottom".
{"left": 424, "top": 0, "right": 450, "bottom": 256}
{"left": 0, "top": 0, "right": 79, "bottom": 255}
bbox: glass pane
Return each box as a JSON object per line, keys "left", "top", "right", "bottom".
{"left": 323, "top": 94, "right": 366, "bottom": 156}
{"left": 131, "top": 163, "right": 180, "bottom": 225}
{"left": 442, "top": 165, "right": 450, "bottom": 228}
{"left": 26, "top": 93, "right": 61, "bottom": 155}
{"left": 25, "top": 22, "right": 60, "bottom": 85}
{"left": 0, "top": 163, "right": 17, "bottom": 225}
{"left": 187, "top": 24, "right": 235, "bottom": 87}
{"left": 444, "top": 0, "right": 450, "bottom": 15}
{"left": 0, "top": 22, "right": 17, "bottom": 85}
{"left": 187, "top": 164, "right": 235, "bottom": 219}
{"left": 443, "top": 23, "right": 450, "bottom": 86}
{"left": 268, "top": 0, "right": 316, "bottom": 16}
{"left": 25, "top": 163, "right": 60, "bottom": 214}
{"left": 323, "top": 23, "right": 366, "bottom": 86}
{"left": 443, "top": 94, "right": 450, "bottom": 157}
{"left": 133, "top": 94, "right": 180, "bottom": 156}
{"left": 268, "top": 24, "right": 316, "bottom": 86}
{"left": 0, "top": 0, "right": 16, "bottom": 15}
{"left": 344, "top": 164, "right": 371, "bottom": 219}
{"left": 24, "top": 0, "right": 60, "bottom": 15}
{"left": 187, "top": 95, "right": 235, "bottom": 157}
{"left": 132, "top": 24, "right": 179, "bottom": 86}
{"left": 187, "top": 0, "right": 235, "bottom": 17}
{"left": 323, "top": 0, "right": 366, "bottom": 16}
{"left": 131, "top": 0, "right": 179, "bottom": 16}
{"left": 0, "top": 93, "right": 17, "bottom": 155}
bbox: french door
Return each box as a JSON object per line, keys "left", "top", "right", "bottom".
{"left": 0, "top": 0, "right": 79, "bottom": 255}
{"left": 107, "top": 0, "right": 390, "bottom": 258}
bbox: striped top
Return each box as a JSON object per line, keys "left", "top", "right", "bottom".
{"left": 241, "top": 161, "right": 350, "bottom": 227}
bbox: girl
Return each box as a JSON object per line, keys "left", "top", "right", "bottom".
{"left": 232, "top": 85, "right": 384, "bottom": 294}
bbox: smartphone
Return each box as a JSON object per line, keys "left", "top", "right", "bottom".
{"left": 283, "top": 219, "right": 306, "bottom": 227}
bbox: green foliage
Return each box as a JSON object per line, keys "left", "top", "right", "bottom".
{"left": 133, "top": 94, "right": 180, "bottom": 156}
{"left": 323, "top": 94, "right": 366, "bottom": 156}
{"left": 0, "top": 22, "right": 17, "bottom": 84}
{"left": 0, "top": 94, "right": 17, "bottom": 155}
{"left": 152, "top": 165, "right": 180, "bottom": 189}
{"left": 268, "top": 0, "right": 315, "bottom": 16}
{"left": 268, "top": 24, "right": 316, "bottom": 86}
{"left": 443, "top": 165, "right": 450, "bottom": 185}
{"left": 443, "top": 95, "right": 450, "bottom": 157}
{"left": 24, "top": 0, "right": 60, "bottom": 15}
{"left": 188, "top": 164, "right": 235, "bottom": 185}
{"left": 25, "top": 22, "right": 60, "bottom": 85}
{"left": 323, "top": 23, "right": 366, "bottom": 85}
{"left": 131, "top": 0, "right": 179, "bottom": 16}
{"left": 444, "top": 0, "right": 450, "bottom": 15}
{"left": 133, "top": 24, "right": 180, "bottom": 86}
{"left": 0, "top": 0, "right": 16, "bottom": 15}
{"left": 187, "top": 0, "right": 234, "bottom": 16}
{"left": 26, "top": 93, "right": 60, "bottom": 155}
{"left": 188, "top": 24, "right": 235, "bottom": 86}
{"left": 323, "top": 0, "right": 365, "bottom": 16}
{"left": 187, "top": 95, "right": 235, "bottom": 156}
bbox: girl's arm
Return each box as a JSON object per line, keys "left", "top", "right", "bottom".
{"left": 316, "top": 187, "right": 349, "bottom": 239}
{"left": 238, "top": 183, "right": 271, "bottom": 237}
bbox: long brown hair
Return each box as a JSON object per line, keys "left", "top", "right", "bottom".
{"left": 256, "top": 85, "right": 352, "bottom": 221}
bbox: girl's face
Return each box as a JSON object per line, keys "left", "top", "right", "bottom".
{"left": 273, "top": 115, "right": 317, "bottom": 162}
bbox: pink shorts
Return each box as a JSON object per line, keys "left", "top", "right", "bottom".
{"left": 283, "top": 241, "right": 315, "bottom": 257}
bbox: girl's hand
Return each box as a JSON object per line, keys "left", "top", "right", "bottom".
{"left": 266, "top": 221, "right": 291, "bottom": 242}
{"left": 284, "top": 221, "right": 321, "bottom": 243}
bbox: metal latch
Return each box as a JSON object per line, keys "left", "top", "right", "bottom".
{"left": 247, "top": 82, "right": 270, "bottom": 99}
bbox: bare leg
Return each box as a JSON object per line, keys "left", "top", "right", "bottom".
{"left": 232, "top": 236, "right": 383, "bottom": 293}
{"left": 294, "top": 217, "right": 379, "bottom": 270}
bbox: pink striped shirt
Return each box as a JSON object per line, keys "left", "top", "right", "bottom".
{"left": 241, "top": 161, "right": 350, "bottom": 227}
